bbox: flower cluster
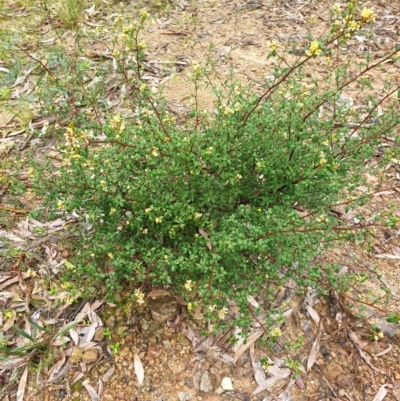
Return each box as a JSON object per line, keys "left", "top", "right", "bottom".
{"left": 184, "top": 280, "right": 194, "bottom": 291}
{"left": 269, "top": 327, "right": 282, "bottom": 338}
{"left": 305, "top": 41, "right": 321, "bottom": 57}
{"left": 134, "top": 288, "right": 145, "bottom": 305}
{"left": 361, "top": 8, "right": 375, "bottom": 24}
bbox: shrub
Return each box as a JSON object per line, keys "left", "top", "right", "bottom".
{"left": 24, "top": 4, "right": 400, "bottom": 319}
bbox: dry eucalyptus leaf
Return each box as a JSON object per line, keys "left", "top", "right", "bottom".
{"left": 307, "top": 324, "right": 322, "bottom": 371}
{"left": 102, "top": 366, "right": 115, "bottom": 383}
{"left": 134, "top": 353, "right": 145, "bottom": 386}
{"left": 372, "top": 384, "right": 392, "bottom": 401}
{"left": 16, "top": 365, "right": 28, "bottom": 401}
{"left": 234, "top": 330, "right": 263, "bottom": 361}
{"left": 83, "top": 383, "right": 99, "bottom": 401}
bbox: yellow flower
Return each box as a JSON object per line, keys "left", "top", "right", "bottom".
{"left": 223, "top": 106, "right": 234, "bottom": 115}
{"left": 109, "top": 208, "right": 116, "bottom": 215}
{"left": 333, "top": 20, "right": 342, "bottom": 28}
{"left": 270, "top": 327, "right": 282, "bottom": 338}
{"left": 154, "top": 217, "right": 162, "bottom": 224}
{"left": 319, "top": 151, "right": 327, "bottom": 166}
{"left": 134, "top": 288, "right": 145, "bottom": 304}
{"left": 184, "top": 280, "right": 193, "bottom": 291}
{"left": 348, "top": 20, "right": 360, "bottom": 32}
{"left": 333, "top": 3, "right": 341, "bottom": 13}
{"left": 208, "top": 304, "right": 216, "bottom": 312}
{"left": 218, "top": 307, "right": 228, "bottom": 320}
{"left": 361, "top": 8, "right": 375, "bottom": 24}
{"left": 194, "top": 213, "right": 203, "bottom": 220}
{"left": 235, "top": 173, "right": 242, "bottom": 180}
{"left": 187, "top": 302, "right": 193, "bottom": 311}
{"left": 233, "top": 102, "right": 242, "bottom": 111}
{"left": 138, "top": 42, "right": 147, "bottom": 50}
{"left": 140, "top": 10, "right": 148, "bottom": 22}
{"left": 306, "top": 41, "right": 321, "bottom": 57}
{"left": 108, "top": 253, "right": 113, "bottom": 259}
{"left": 191, "top": 60, "right": 200, "bottom": 73}
{"left": 266, "top": 41, "right": 279, "bottom": 51}
{"left": 151, "top": 149, "right": 159, "bottom": 157}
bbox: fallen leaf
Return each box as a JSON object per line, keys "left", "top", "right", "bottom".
{"left": 102, "top": 366, "right": 115, "bottom": 383}
{"left": 17, "top": 365, "right": 28, "bottom": 401}
{"left": 375, "top": 345, "right": 393, "bottom": 357}
{"left": 250, "top": 343, "right": 266, "bottom": 386}
{"left": 181, "top": 324, "right": 201, "bottom": 348}
{"left": 234, "top": 329, "right": 263, "bottom": 361}
{"left": 348, "top": 328, "right": 386, "bottom": 374}
{"left": 372, "top": 384, "right": 392, "bottom": 401}
{"left": 306, "top": 305, "right": 320, "bottom": 327}
{"left": 134, "top": 353, "right": 144, "bottom": 386}
{"left": 307, "top": 323, "right": 322, "bottom": 371}
{"left": 83, "top": 383, "right": 99, "bottom": 401}
{"left": 47, "top": 352, "right": 67, "bottom": 382}
{"left": 251, "top": 377, "right": 288, "bottom": 397}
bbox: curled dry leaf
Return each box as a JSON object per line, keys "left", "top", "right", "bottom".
{"left": 305, "top": 305, "right": 320, "bottom": 327}
{"left": 16, "top": 365, "right": 28, "bottom": 401}
{"left": 102, "top": 366, "right": 116, "bottom": 383}
{"left": 250, "top": 343, "right": 266, "bottom": 386}
{"left": 375, "top": 345, "right": 393, "bottom": 358}
{"left": 134, "top": 353, "right": 145, "bottom": 386}
{"left": 307, "top": 323, "right": 322, "bottom": 371}
{"left": 81, "top": 322, "right": 98, "bottom": 344}
{"left": 234, "top": 329, "right": 263, "bottom": 362}
{"left": 69, "top": 329, "right": 80, "bottom": 346}
{"left": 372, "top": 384, "right": 392, "bottom": 401}
{"left": 83, "top": 383, "right": 99, "bottom": 401}
{"left": 47, "top": 351, "right": 66, "bottom": 382}
{"left": 348, "top": 328, "right": 386, "bottom": 374}
{"left": 181, "top": 324, "right": 201, "bottom": 348}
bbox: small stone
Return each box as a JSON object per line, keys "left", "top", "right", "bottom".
{"left": 336, "top": 373, "right": 351, "bottom": 388}
{"left": 200, "top": 371, "right": 214, "bottom": 393}
{"left": 178, "top": 391, "right": 193, "bottom": 401}
{"left": 215, "top": 387, "right": 225, "bottom": 395}
{"left": 118, "top": 346, "right": 130, "bottom": 358}
{"left": 106, "top": 315, "right": 116, "bottom": 328}
{"left": 93, "top": 327, "right": 105, "bottom": 342}
{"left": 69, "top": 348, "right": 84, "bottom": 364}
{"left": 163, "top": 340, "right": 172, "bottom": 350}
{"left": 82, "top": 348, "right": 99, "bottom": 364}
{"left": 221, "top": 377, "right": 233, "bottom": 391}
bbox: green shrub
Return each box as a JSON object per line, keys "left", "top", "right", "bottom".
{"left": 24, "top": 4, "right": 400, "bottom": 318}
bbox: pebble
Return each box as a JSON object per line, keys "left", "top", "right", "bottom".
{"left": 163, "top": 340, "right": 172, "bottom": 350}
{"left": 200, "top": 371, "right": 214, "bottom": 393}
{"left": 93, "top": 327, "right": 105, "bottom": 342}
{"left": 119, "top": 346, "right": 130, "bottom": 359}
{"left": 178, "top": 392, "right": 193, "bottom": 401}
{"left": 215, "top": 387, "right": 225, "bottom": 395}
{"left": 82, "top": 348, "right": 99, "bottom": 364}
{"left": 221, "top": 377, "right": 233, "bottom": 390}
